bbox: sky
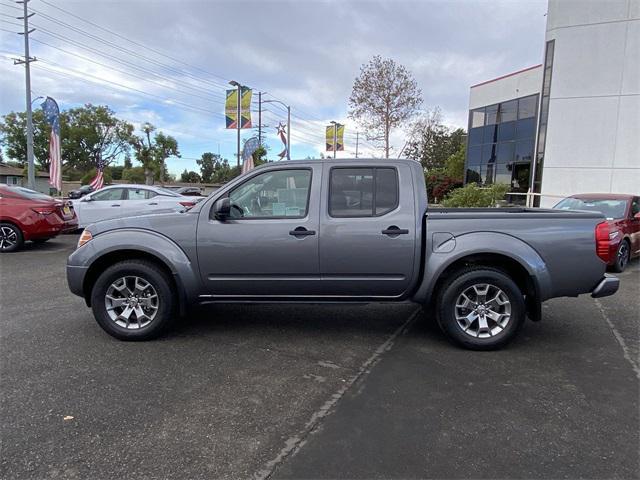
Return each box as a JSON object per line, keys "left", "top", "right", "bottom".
{"left": 0, "top": 0, "right": 548, "bottom": 176}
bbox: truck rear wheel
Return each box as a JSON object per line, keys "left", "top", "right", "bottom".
{"left": 436, "top": 267, "right": 525, "bottom": 350}
{"left": 90, "top": 259, "right": 176, "bottom": 340}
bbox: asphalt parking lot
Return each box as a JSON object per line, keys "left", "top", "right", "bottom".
{"left": 1, "top": 234, "right": 638, "bottom": 480}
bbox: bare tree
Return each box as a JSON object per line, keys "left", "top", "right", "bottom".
{"left": 349, "top": 56, "right": 422, "bottom": 158}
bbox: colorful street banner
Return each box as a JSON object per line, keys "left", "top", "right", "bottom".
{"left": 225, "top": 87, "right": 252, "bottom": 129}
{"left": 276, "top": 122, "right": 288, "bottom": 159}
{"left": 326, "top": 124, "right": 344, "bottom": 152}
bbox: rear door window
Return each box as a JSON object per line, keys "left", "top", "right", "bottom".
{"left": 329, "top": 167, "right": 398, "bottom": 217}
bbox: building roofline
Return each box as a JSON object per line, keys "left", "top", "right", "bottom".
{"left": 470, "top": 64, "right": 543, "bottom": 89}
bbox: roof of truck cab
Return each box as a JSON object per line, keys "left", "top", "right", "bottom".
{"left": 570, "top": 193, "right": 636, "bottom": 200}
{"left": 259, "top": 158, "right": 421, "bottom": 167}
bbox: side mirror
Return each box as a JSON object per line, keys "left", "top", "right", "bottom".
{"left": 214, "top": 197, "right": 231, "bottom": 220}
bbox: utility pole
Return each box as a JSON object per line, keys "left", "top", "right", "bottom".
{"left": 355, "top": 131, "right": 359, "bottom": 158}
{"left": 257, "top": 91, "right": 262, "bottom": 146}
{"left": 229, "top": 80, "right": 242, "bottom": 168}
{"left": 15, "top": 0, "right": 36, "bottom": 189}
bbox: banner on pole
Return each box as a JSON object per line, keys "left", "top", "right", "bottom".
{"left": 325, "top": 124, "right": 344, "bottom": 152}
{"left": 225, "top": 87, "right": 252, "bottom": 129}
{"left": 241, "top": 136, "right": 260, "bottom": 174}
{"left": 41, "top": 97, "right": 62, "bottom": 192}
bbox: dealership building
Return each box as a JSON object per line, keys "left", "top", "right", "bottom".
{"left": 465, "top": 0, "right": 639, "bottom": 207}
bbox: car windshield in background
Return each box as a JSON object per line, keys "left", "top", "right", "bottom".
{"left": 554, "top": 197, "right": 627, "bottom": 219}
{"left": 10, "top": 186, "right": 53, "bottom": 201}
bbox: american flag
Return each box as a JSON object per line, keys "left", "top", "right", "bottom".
{"left": 41, "top": 97, "right": 62, "bottom": 191}
{"left": 89, "top": 156, "right": 105, "bottom": 190}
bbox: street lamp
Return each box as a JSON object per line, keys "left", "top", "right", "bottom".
{"left": 229, "top": 80, "right": 242, "bottom": 168}
{"left": 262, "top": 99, "right": 291, "bottom": 161}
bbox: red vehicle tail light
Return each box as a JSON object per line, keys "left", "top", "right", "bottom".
{"left": 31, "top": 206, "right": 56, "bottom": 215}
{"left": 179, "top": 201, "right": 196, "bottom": 209}
{"left": 595, "top": 221, "right": 611, "bottom": 263}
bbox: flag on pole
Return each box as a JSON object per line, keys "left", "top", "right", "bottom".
{"left": 89, "top": 156, "right": 105, "bottom": 190}
{"left": 276, "top": 122, "right": 288, "bottom": 159}
{"left": 41, "top": 97, "right": 62, "bottom": 191}
{"left": 241, "top": 136, "right": 260, "bottom": 174}
{"left": 225, "top": 87, "right": 252, "bottom": 129}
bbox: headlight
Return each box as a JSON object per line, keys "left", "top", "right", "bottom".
{"left": 77, "top": 229, "right": 93, "bottom": 248}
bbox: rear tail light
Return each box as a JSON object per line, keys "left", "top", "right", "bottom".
{"left": 595, "top": 221, "right": 611, "bottom": 263}
{"left": 179, "top": 201, "right": 196, "bottom": 209}
{"left": 31, "top": 206, "right": 55, "bottom": 215}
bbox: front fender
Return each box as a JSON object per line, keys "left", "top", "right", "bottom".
{"left": 67, "top": 228, "right": 201, "bottom": 308}
{"left": 412, "top": 231, "right": 552, "bottom": 304}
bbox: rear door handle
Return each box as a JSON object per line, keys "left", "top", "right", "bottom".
{"left": 111, "top": 204, "right": 121, "bottom": 207}
{"left": 382, "top": 226, "right": 409, "bottom": 236}
{"left": 289, "top": 226, "right": 316, "bottom": 237}
{"left": 148, "top": 202, "right": 158, "bottom": 205}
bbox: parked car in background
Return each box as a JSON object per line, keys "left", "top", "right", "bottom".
{"left": 553, "top": 194, "right": 640, "bottom": 272}
{"left": 70, "top": 184, "right": 197, "bottom": 228}
{"left": 0, "top": 185, "right": 78, "bottom": 252}
{"left": 67, "top": 158, "right": 619, "bottom": 350}
{"left": 68, "top": 185, "right": 94, "bottom": 199}
{"left": 164, "top": 186, "right": 205, "bottom": 197}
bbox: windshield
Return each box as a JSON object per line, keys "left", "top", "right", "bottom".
{"left": 9, "top": 186, "right": 53, "bottom": 201}
{"left": 553, "top": 197, "right": 627, "bottom": 219}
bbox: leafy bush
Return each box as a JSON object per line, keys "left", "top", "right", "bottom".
{"left": 122, "top": 166, "right": 146, "bottom": 183}
{"left": 425, "top": 171, "right": 463, "bottom": 203}
{"left": 441, "top": 183, "right": 510, "bottom": 208}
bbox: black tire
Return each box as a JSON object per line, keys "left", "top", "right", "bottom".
{"left": 91, "top": 259, "right": 176, "bottom": 340}
{"left": 436, "top": 267, "right": 525, "bottom": 350}
{"left": 0, "top": 222, "right": 24, "bottom": 253}
{"left": 610, "top": 240, "right": 630, "bottom": 273}
{"left": 32, "top": 238, "right": 51, "bottom": 244}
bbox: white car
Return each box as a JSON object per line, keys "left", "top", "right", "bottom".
{"left": 71, "top": 184, "right": 198, "bottom": 228}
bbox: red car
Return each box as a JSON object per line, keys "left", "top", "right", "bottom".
{"left": 554, "top": 193, "right": 640, "bottom": 272}
{"left": 0, "top": 185, "right": 78, "bottom": 252}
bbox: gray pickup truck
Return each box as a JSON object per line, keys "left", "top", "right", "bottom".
{"left": 67, "top": 158, "right": 619, "bottom": 350}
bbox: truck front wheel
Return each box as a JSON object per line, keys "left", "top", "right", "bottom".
{"left": 436, "top": 267, "right": 525, "bottom": 350}
{"left": 90, "top": 259, "right": 176, "bottom": 340}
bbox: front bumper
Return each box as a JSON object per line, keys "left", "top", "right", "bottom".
{"left": 591, "top": 274, "right": 620, "bottom": 298}
{"left": 67, "top": 264, "right": 88, "bottom": 298}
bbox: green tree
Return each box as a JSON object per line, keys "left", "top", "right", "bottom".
{"left": 405, "top": 108, "right": 466, "bottom": 171}
{"left": 349, "top": 55, "right": 422, "bottom": 158}
{"left": 0, "top": 110, "right": 51, "bottom": 169}
{"left": 122, "top": 166, "right": 146, "bottom": 183}
{"left": 197, "top": 152, "right": 216, "bottom": 182}
{"left": 444, "top": 143, "right": 466, "bottom": 180}
{"left": 131, "top": 123, "right": 180, "bottom": 184}
{"left": 180, "top": 169, "right": 201, "bottom": 183}
{"left": 62, "top": 104, "right": 134, "bottom": 173}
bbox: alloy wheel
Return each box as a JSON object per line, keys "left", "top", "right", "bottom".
{"left": 455, "top": 283, "right": 512, "bottom": 339}
{"left": 0, "top": 226, "right": 18, "bottom": 250}
{"left": 618, "top": 242, "right": 629, "bottom": 270}
{"left": 105, "top": 276, "right": 159, "bottom": 329}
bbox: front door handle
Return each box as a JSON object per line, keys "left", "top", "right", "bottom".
{"left": 382, "top": 226, "right": 409, "bottom": 236}
{"left": 111, "top": 204, "right": 121, "bottom": 207}
{"left": 148, "top": 202, "right": 158, "bottom": 205}
{"left": 289, "top": 226, "right": 316, "bottom": 237}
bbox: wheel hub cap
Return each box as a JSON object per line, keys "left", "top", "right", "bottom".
{"left": 105, "top": 276, "right": 159, "bottom": 329}
{"left": 455, "top": 283, "right": 512, "bottom": 339}
{"left": 0, "top": 226, "right": 17, "bottom": 249}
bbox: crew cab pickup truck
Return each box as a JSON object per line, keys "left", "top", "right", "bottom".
{"left": 67, "top": 158, "right": 620, "bottom": 350}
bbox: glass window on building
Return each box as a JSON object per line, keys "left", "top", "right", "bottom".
{"left": 470, "top": 108, "right": 485, "bottom": 128}
{"left": 496, "top": 142, "right": 515, "bottom": 164}
{"left": 466, "top": 166, "right": 481, "bottom": 184}
{"left": 485, "top": 104, "right": 498, "bottom": 125}
{"left": 482, "top": 143, "right": 497, "bottom": 164}
{"left": 518, "top": 95, "right": 537, "bottom": 119}
{"left": 516, "top": 117, "right": 536, "bottom": 140}
{"left": 468, "top": 127, "right": 484, "bottom": 146}
{"left": 515, "top": 139, "right": 534, "bottom": 164}
{"left": 498, "top": 121, "right": 516, "bottom": 142}
{"left": 498, "top": 100, "right": 517, "bottom": 123}
{"left": 483, "top": 124, "right": 498, "bottom": 143}
{"left": 467, "top": 145, "right": 482, "bottom": 165}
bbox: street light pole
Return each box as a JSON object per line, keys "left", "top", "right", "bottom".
{"left": 229, "top": 80, "right": 242, "bottom": 169}
{"left": 262, "top": 98, "right": 291, "bottom": 160}
{"left": 330, "top": 121, "right": 337, "bottom": 159}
